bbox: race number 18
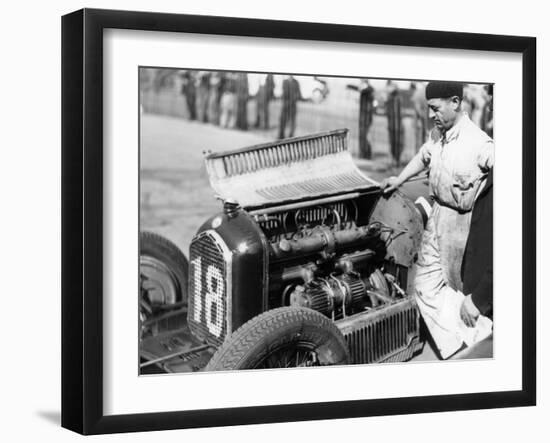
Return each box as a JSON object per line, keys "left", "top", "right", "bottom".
{"left": 191, "top": 257, "right": 225, "bottom": 337}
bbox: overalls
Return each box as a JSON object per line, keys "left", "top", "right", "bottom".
{"left": 414, "top": 113, "right": 494, "bottom": 358}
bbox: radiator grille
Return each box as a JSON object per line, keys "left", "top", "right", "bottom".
{"left": 188, "top": 231, "right": 231, "bottom": 347}
{"left": 338, "top": 298, "right": 420, "bottom": 364}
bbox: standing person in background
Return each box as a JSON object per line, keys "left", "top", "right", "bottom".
{"left": 235, "top": 73, "right": 249, "bottom": 130}
{"left": 219, "top": 73, "right": 238, "bottom": 129}
{"left": 207, "top": 71, "right": 223, "bottom": 125}
{"left": 347, "top": 78, "right": 375, "bottom": 159}
{"left": 411, "top": 82, "right": 430, "bottom": 151}
{"left": 481, "top": 84, "right": 493, "bottom": 138}
{"left": 462, "top": 84, "right": 485, "bottom": 128}
{"left": 195, "top": 71, "right": 210, "bottom": 123}
{"left": 180, "top": 70, "right": 196, "bottom": 121}
{"left": 358, "top": 79, "right": 375, "bottom": 159}
{"left": 278, "top": 75, "right": 302, "bottom": 139}
{"left": 381, "top": 81, "right": 494, "bottom": 359}
{"left": 385, "top": 80, "right": 403, "bottom": 166}
{"left": 255, "top": 73, "right": 275, "bottom": 130}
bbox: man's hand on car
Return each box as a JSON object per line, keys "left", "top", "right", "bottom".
{"left": 380, "top": 176, "right": 402, "bottom": 194}
{"left": 460, "top": 294, "right": 481, "bottom": 327}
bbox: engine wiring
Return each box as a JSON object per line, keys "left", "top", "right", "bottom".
{"left": 258, "top": 201, "right": 412, "bottom": 253}
{"left": 369, "top": 220, "right": 409, "bottom": 248}
{"left": 292, "top": 202, "right": 357, "bottom": 232}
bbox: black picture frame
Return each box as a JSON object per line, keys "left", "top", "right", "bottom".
{"left": 61, "top": 8, "right": 536, "bottom": 435}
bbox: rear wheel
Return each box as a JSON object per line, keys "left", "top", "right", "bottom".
{"left": 205, "top": 307, "right": 349, "bottom": 371}
{"left": 140, "top": 232, "right": 188, "bottom": 336}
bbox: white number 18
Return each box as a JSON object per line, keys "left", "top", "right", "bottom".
{"left": 191, "top": 257, "right": 225, "bottom": 337}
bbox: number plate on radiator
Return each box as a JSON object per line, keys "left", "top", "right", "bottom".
{"left": 188, "top": 230, "right": 232, "bottom": 346}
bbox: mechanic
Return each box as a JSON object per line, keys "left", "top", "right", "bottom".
{"left": 381, "top": 81, "right": 494, "bottom": 358}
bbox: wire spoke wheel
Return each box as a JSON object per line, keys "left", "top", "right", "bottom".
{"left": 206, "top": 307, "right": 349, "bottom": 371}
{"left": 255, "top": 342, "right": 319, "bottom": 369}
{"left": 140, "top": 255, "right": 181, "bottom": 308}
{"left": 139, "top": 232, "right": 188, "bottom": 338}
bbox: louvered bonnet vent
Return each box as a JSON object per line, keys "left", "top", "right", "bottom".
{"left": 205, "top": 129, "right": 379, "bottom": 209}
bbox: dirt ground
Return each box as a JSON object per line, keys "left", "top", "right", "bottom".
{"left": 140, "top": 112, "right": 438, "bottom": 362}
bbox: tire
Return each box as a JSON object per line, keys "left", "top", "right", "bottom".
{"left": 140, "top": 231, "right": 188, "bottom": 309}
{"left": 205, "top": 307, "right": 349, "bottom": 371}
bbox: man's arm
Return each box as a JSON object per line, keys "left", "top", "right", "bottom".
{"left": 380, "top": 152, "right": 427, "bottom": 193}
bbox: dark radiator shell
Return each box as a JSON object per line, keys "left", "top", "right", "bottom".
{"left": 188, "top": 208, "right": 268, "bottom": 345}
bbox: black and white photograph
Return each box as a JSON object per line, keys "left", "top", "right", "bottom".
{"left": 138, "top": 68, "right": 495, "bottom": 374}
{"left": 1, "top": 0, "right": 546, "bottom": 440}
{"left": 52, "top": 3, "right": 538, "bottom": 438}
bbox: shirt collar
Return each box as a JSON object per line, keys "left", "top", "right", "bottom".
{"left": 442, "top": 112, "right": 469, "bottom": 144}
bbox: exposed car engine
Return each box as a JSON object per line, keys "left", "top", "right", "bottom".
{"left": 183, "top": 129, "right": 423, "bottom": 367}
{"left": 254, "top": 201, "right": 399, "bottom": 320}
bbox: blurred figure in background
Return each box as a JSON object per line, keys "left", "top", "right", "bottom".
{"left": 411, "top": 82, "right": 430, "bottom": 151}
{"left": 481, "top": 84, "right": 493, "bottom": 138}
{"left": 278, "top": 75, "right": 302, "bottom": 139}
{"left": 462, "top": 84, "right": 485, "bottom": 128}
{"left": 220, "top": 73, "right": 238, "bottom": 129}
{"left": 347, "top": 78, "right": 375, "bottom": 159}
{"left": 180, "top": 70, "right": 196, "bottom": 121}
{"left": 385, "top": 80, "right": 403, "bottom": 166}
{"left": 236, "top": 73, "right": 249, "bottom": 130}
{"left": 255, "top": 73, "right": 275, "bottom": 130}
{"left": 195, "top": 71, "right": 211, "bottom": 123}
{"left": 207, "top": 72, "right": 224, "bottom": 125}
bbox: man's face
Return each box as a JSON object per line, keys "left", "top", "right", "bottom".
{"left": 427, "top": 97, "right": 461, "bottom": 131}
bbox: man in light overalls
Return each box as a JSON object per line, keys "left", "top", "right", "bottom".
{"left": 381, "top": 81, "right": 494, "bottom": 358}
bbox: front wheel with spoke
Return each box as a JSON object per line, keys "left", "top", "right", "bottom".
{"left": 255, "top": 343, "right": 319, "bottom": 369}
{"left": 139, "top": 232, "right": 188, "bottom": 338}
{"left": 205, "top": 307, "right": 350, "bottom": 371}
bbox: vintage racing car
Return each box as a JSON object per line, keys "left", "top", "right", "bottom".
{"left": 139, "top": 129, "right": 427, "bottom": 372}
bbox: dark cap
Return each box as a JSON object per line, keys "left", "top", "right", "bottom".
{"left": 425, "top": 81, "right": 464, "bottom": 100}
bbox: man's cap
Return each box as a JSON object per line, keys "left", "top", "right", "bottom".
{"left": 425, "top": 81, "right": 464, "bottom": 100}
